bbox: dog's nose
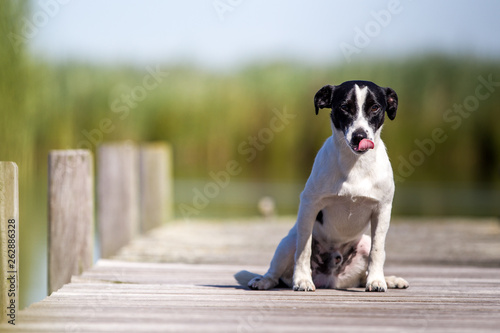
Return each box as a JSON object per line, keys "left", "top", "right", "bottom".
{"left": 351, "top": 129, "right": 367, "bottom": 146}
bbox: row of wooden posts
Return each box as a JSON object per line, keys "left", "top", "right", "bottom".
{"left": 1, "top": 141, "right": 173, "bottom": 324}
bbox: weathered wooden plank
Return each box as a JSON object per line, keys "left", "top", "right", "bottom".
{"left": 97, "top": 142, "right": 139, "bottom": 258}
{"left": 0, "top": 162, "right": 19, "bottom": 326}
{"left": 2, "top": 261, "right": 500, "bottom": 332}
{"left": 115, "top": 217, "right": 500, "bottom": 266}
{"left": 139, "top": 142, "right": 173, "bottom": 232}
{"left": 48, "top": 150, "right": 94, "bottom": 294}
{"left": 2, "top": 218, "right": 499, "bottom": 332}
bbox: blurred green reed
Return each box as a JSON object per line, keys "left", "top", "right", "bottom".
{"left": 1, "top": 1, "right": 499, "bottom": 308}
{"left": 8, "top": 59, "right": 497, "bottom": 184}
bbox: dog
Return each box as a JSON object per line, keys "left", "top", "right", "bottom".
{"left": 235, "top": 80, "right": 409, "bottom": 292}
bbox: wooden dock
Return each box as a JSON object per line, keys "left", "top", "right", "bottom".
{"left": 3, "top": 217, "right": 500, "bottom": 332}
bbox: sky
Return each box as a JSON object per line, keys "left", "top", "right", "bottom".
{"left": 26, "top": 0, "right": 500, "bottom": 70}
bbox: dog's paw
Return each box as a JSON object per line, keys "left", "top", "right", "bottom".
{"left": 248, "top": 276, "right": 278, "bottom": 290}
{"left": 385, "top": 275, "right": 409, "bottom": 289}
{"left": 293, "top": 278, "right": 316, "bottom": 292}
{"left": 365, "top": 278, "right": 387, "bottom": 292}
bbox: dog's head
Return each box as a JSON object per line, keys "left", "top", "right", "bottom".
{"left": 314, "top": 80, "right": 398, "bottom": 155}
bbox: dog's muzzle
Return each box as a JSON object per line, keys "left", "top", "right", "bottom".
{"left": 354, "top": 139, "right": 374, "bottom": 152}
{"left": 350, "top": 130, "right": 374, "bottom": 153}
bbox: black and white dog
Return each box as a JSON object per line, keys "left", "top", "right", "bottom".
{"left": 235, "top": 80, "right": 409, "bottom": 292}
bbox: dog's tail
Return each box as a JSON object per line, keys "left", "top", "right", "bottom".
{"left": 234, "top": 270, "right": 261, "bottom": 287}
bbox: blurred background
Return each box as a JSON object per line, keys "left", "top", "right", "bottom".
{"left": 1, "top": 0, "right": 499, "bottom": 308}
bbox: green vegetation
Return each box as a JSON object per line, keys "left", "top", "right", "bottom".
{"left": 5, "top": 58, "right": 500, "bottom": 183}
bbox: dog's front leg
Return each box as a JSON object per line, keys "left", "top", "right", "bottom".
{"left": 366, "top": 204, "right": 391, "bottom": 292}
{"left": 293, "top": 197, "right": 319, "bottom": 291}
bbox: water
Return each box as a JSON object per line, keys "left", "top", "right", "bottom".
{"left": 174, "top": 179, "right": 500, "bottom": 218}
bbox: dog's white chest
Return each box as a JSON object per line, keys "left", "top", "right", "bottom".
{"left": 336, "top": 169, "right": 378, "bottom": 199}
{"left": 305, "top": 137, "right": 394, "bottom": 203}
{"left": 305, "top": 137, "right": 394, "bottom": 245}
{"left": 314, "top": 195, "right": 376, "bottom": 244}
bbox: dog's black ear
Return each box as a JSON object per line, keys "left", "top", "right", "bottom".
{"left": 385, "top": 87, "right": 398, "bottom": 120}
{"left": 314, "top": 85, "right": 335, "bottom": 115}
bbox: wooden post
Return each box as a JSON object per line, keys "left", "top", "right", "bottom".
{"left": 0, "top": 162, "right": 19, "bottom": 325}
{"left": 97, "top": 142, "right": 139, "bottom": 258}
{"left": 139, "top": 142, "right": 173, "bottom": 233}
{"left": 48, "top": 150, "right": 93, "bottom": 294}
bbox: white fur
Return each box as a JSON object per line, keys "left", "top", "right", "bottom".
{"left": 345, "top": 85, "right": 375, "bottom": 144}
{"left": 236, "top": 84, "right": 408, "bottom": 292}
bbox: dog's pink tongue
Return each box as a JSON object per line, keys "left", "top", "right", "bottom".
{"left": 358, "top": 139, "right": 374, "bottom": 151}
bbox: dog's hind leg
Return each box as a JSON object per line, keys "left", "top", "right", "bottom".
{"left": 334, "top": 235, "right": 409, "bottom": 290}
{"left": 234, "top": 270, "right": 261, "bottom": 287}
{"left": 385, "top": 275, "right": 409, "bottom": 289}
{"left": 335, "top": 235, "right": 371, "bottom": 289}
{"left": 247, "top": 227, "right": 297, "bottom": 290}
{"left": 360, "top": 275, "right": 408, "bottom": 289}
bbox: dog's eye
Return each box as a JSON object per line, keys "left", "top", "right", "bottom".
{"left": 340, "top": 104, "right": 349, "bottom": 112}
{"left": 370, "top": 104, "right": 381, "bottom": 112}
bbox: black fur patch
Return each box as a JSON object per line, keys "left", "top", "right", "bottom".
{"left": 311, "top": 238, "right": 335, "bottom": 275}
{"left": 314, "top": 85, "right": 335, "bottom": 114}
{"left": 335, "top": 246, "right": 358, "bottom": 275}
{"left": 316, "top": 210, "right": 323, "bottom": 225}
{"left": 315, "top": 80, "right": 398, "bottom": 135}
{"left": 311, "top": 238, "right": 343, "bottom": 278}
